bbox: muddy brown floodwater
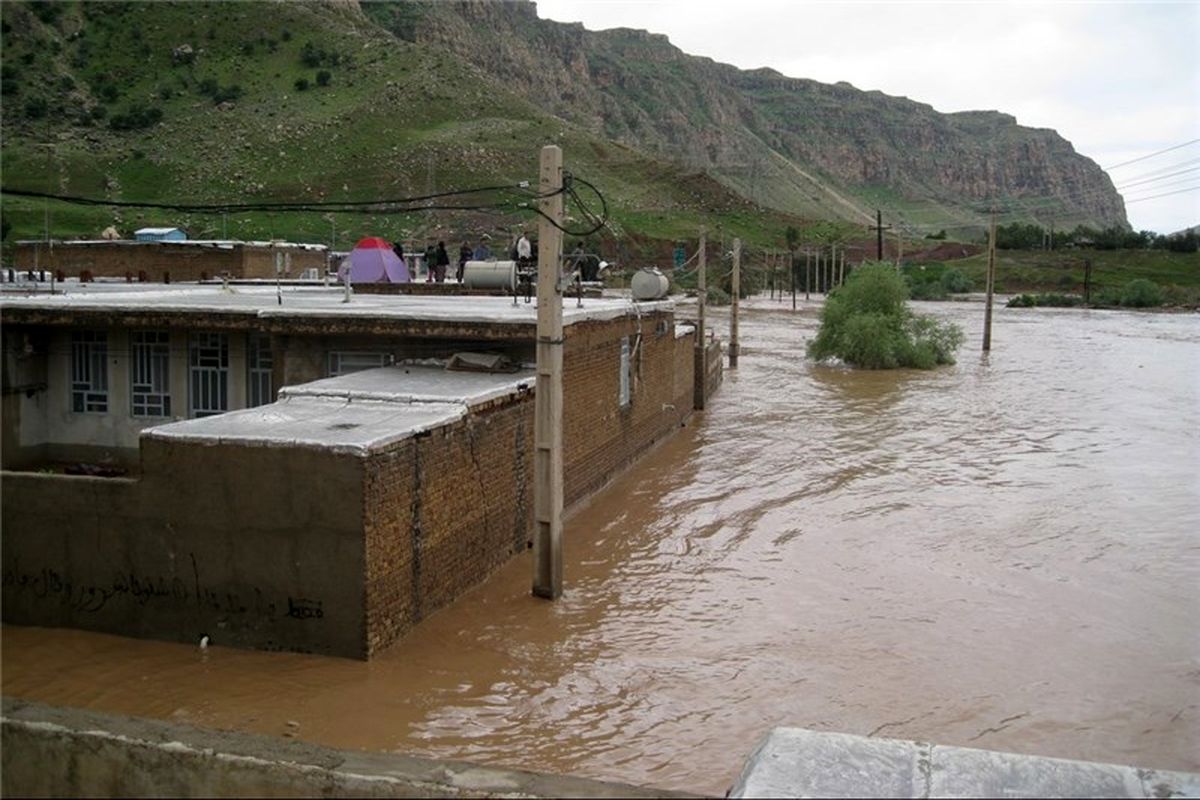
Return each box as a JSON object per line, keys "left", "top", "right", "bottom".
{"left": 4, "top": 298, "right": 1199, "bottom": 795}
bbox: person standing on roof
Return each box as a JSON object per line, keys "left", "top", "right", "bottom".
{"left": 516, "top": 232, "right": 532, "bottom": 268}
{"left": 457, "top": 242, "right": 472, "bottom": 282}
{"left": 434, "top": 241, "right": 450, "bottom": 283}
{"left": 424, "top": 242, "right": 437, "bottom": 282}
{"left": 473, "top": 238, "right": 491, "bottom": 261}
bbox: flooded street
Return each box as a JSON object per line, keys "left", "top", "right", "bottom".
{"left": 3, "top": 297, "right": 1198, "bottom": 795}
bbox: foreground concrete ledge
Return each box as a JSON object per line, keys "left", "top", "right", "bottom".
{"left": 1, "top": 697, "right": 701, "bottom": 799}
{"left": 729, "top": 727, "right": 1200, "bottom": 799}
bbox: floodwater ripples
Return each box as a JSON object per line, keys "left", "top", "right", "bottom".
{"left": 3, "top": 298, "right": 1198, "bottom": 794}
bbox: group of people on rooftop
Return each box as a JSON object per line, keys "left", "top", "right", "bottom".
{"left": 385, "top": 233, "right": 598, "bottom": 283}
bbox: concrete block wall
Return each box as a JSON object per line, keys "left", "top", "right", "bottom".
{"left": 1, "top": 437, "right": 367, "bottom": 658}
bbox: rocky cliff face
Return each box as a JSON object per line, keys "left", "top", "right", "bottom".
{"left": 363, "top": 0, "right": 1126, "bottom": 229}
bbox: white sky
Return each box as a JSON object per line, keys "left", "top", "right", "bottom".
{"left": 536, "top": 0, "right": 1200, "bottom": 233}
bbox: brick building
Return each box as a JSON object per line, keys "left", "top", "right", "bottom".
{"left": 10, "top": 239, "right": 328, "bottom": 283}
{"left": 1, "top": 285, "right": 722, "bottom": 658}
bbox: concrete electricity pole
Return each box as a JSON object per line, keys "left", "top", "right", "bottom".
{"left": 533, "top": 145, "right": 565, "bottom": 600}
{"left": 805, "top": 248, "right": 811, "bottom": 300}
{"left": 730, "top": 238, "right": 741, "bottom": 368}
{"left": 983, "top": 208, "right": 996, "bottom": 352}
{"left": 694, "top": 230, "right": 708, "bottom": 410}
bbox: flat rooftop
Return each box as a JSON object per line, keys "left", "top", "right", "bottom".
{"left": 144, "top": 365, "right": 535, "bottom": 455}
{"left": 0, "top": 284, "right": 673, "bottom": 327}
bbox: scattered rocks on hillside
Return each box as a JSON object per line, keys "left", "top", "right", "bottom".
{"left": 171, "top": 44, "right": 195, "bottom": 64}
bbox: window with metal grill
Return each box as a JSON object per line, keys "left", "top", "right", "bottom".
{"left": 130, "top": 330, "right": 171, "bottom": 418}
{"left": 71, "top": 330, "right": 109, "bottom": 413}
{"left": 189, "top": 332, "right": 229, "bottom": 418}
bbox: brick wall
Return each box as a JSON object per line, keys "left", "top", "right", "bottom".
{"left": 11, "top": 243, "right": 326, "bottom": 282}
{"left": 362, "top": 396, "right": 534, "bottom": 655}
{"left": 561, "top": 309, "right": 692, "bottom": 505}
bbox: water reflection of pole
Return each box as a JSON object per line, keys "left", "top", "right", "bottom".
{"left": 730, "top": 238, "right": 740, "bottom": 368}
{"left": 983, "top": 208, "right": 996, "bottom": 351}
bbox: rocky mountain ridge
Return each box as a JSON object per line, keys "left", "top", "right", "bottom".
{"left": 363, "top": 0, "right": 1126, "bottom": 230}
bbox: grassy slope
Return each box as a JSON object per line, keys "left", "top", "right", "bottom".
{"left": 0, "top": 0, "right": 820, "bottom": 262}
{"left": 939, "top": 248, "right": 1200, "bottom": 294}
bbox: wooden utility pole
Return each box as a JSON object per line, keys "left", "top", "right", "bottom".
{"left": 730, "top": 238, "right": 741, "bottom": 368}
{"left": 815, "top": 249, "right": 823, "bottom": 294}
{"left": 533, "top": 145, "right": 564, "bottom": 600}
{"left": 694, "top": 230, "right": 708, "bottom": 410}
{"left": 896, "top": 231, "right": 904, "bottom": 272}
{"left": 983, "top": 208, "right": 996, "bottom": 352}
{"left": 839, "top": 249, "right": 846, "bottom": 286}
{"left": 1083, "top": 258, "right": 1093, "bottom": 306}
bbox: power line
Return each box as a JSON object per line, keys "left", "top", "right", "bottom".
{"left": 1125, "top": 185, "right": 1200, "bottom": 204}
{"left": 1115, "top": 166, "right": 1200, "bottom": 190}
{"left": 1102, "top": 139, "right": 1200, "bottom": 171}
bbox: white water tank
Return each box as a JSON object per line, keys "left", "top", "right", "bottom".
{"left": 631, "top": 267, "right": 670, "bottom": 301}
{"left": 463, "top": 260, "right": 517, "bottom": 291}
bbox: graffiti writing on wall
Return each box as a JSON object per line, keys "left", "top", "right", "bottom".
{"left": 1, "top": 553, "right": 325, "bottom": 623}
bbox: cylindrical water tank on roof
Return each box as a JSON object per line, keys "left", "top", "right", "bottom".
{"left": 631, "top": 267, "right": 670, "bottom": 301}
{"left": 463, "top": 260, "right": 517, "bottom": 291}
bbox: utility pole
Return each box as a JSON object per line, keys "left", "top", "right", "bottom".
{"left": 694, "top": 230, "right": 708, "bottom": 410}
{"left": 839, "top": 248, "right": 846, "bottom": 287}
{"left": 805, "top": 248, "right": 811, "bottom": 300}
{"left": 1083, "top": 258, "right": 1093, "bottom": 306}
{"left": 730, "top": 238, "right": 741, "bottom": 368}
{"left": 870, "top": 210, "right": 892, "bottom": 261}
{"left": 816, "top": 249, "right": 823, "bottom": 294}
{"left": 896, "top": 231, "right": 904, "bottom": 272}
{"left": 791, "top": 249, "right": 797, "bottom": 310}
{"left": 983, "top": 208, "right": 996, "bottom": 352}
{"left": 533, "top": 145, "right": 564, "bottom": 601}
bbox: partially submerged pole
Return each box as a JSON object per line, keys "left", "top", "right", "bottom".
{"left": 730, "top": 238, "right": 741, "bottom": 368}
{"left": 983, "top": 209, "right": 996, "bottom": 352}
{"left": 533, "top": 145, "right": 565, "bottom": 600}
{"left": 694, "top": 230, "right": 708, "bottom": 410}
{"left": 805, "top": 248, "right": 811, "bottom": 300}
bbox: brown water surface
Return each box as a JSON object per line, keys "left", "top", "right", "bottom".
{"left": 4, "top": 299, "right": 1199, "bottom": 794}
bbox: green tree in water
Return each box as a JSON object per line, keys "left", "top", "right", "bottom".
{"left": 808, "top": 262, "right": 964, "bottom": 369}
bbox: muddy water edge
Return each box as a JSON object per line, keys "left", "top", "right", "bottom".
{"left": 3, "top": 298, "right": 1198, "bottom": 795}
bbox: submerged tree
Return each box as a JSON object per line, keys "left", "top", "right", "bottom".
{"left": 807, "top": 262, "right": 964, "bottom": 369}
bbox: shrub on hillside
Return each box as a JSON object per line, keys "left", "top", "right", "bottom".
{"left": 294, "top": 77, "right": 309, "bottom": 91}
{"left": 1120, "top": 279, "right": 1164, "bottom": 308}
{"left": 940, "top": 267, "right": 972, "bottom": 294}
{"left": 808, "top": 262, "right": 964, "bottom": 369}
{"left": 108, "top": 104, "right": 162, "bottom": 130}
{"left": 316, "top": 69, "right": 331, "bottom": 87}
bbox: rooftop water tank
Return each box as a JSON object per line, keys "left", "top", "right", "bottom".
{"left": 463, "top": 260, "right": 517, "bottom": 291}
{"left": 631, "top": 267, "right": 670, "bottom": 301}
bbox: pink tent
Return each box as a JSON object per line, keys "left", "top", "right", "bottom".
{"left": 337, "top": 237, "right": 410, "bottom": 283}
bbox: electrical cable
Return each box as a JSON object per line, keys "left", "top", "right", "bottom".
{"left": 1103, "top": 139, "right": 1200, "bottom": 171}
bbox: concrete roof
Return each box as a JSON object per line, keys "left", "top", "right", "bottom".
{"left": 0, "top": 285, "right": 674, "bottom": 327}
{"left": 143, "top": 365, "right": 535, "bottom": 455}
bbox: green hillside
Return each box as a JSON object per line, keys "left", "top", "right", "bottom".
{"left": 0, "top": 0, "right": 1128, "bottom": 266}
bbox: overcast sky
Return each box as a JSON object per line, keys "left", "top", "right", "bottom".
{"left": 536, "top": 0, "right": 1200, "bottom": 233}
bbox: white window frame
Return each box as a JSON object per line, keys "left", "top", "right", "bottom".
{"left": 130, "top": 330, "right": 172, "bottom": 418}
{"left": 327, "top": 351, "right": 388, "bottom": 377}
{"left": 71, "top": 330, "right": 109, "bottom": 413}
{"left": 247, "top": 333, "right": 273, "bottom": 408}
{"left": 189, "top": 332, "right": 229, "bottom": 418}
